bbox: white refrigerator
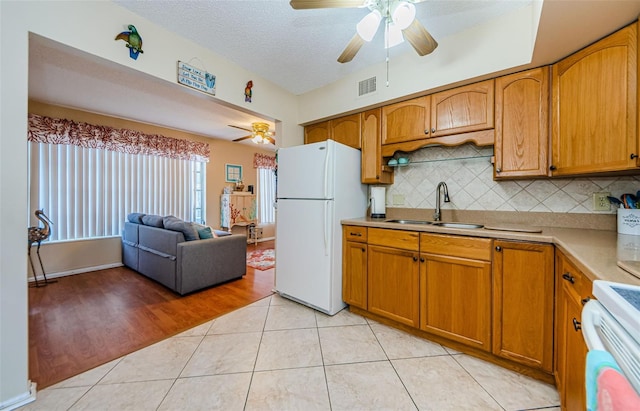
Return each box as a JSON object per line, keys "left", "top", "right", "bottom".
{"left": 275, "top": 140, "right": 367, "bottom": 315}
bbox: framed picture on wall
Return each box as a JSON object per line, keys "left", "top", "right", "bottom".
{"left": 225, "top": 164, "right": 243, "bottom": 182}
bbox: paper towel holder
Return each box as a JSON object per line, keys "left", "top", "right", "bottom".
{"left": 370, "top": 186, "right": 386, "bottom": 219}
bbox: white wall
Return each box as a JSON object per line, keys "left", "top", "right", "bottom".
{"left": 0, "top": 1, "right": 301, "bottom": 407}
{"left": 296, "top": 4, "right": 539, "bottom": 123}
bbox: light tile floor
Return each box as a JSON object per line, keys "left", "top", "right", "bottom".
{"left": 23, "top": 294, "right": 561, "bottom": 411}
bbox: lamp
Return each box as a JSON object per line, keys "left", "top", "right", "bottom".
{"left": 392, "top": 1, "right": 416, "bottom": 30}
{"left": 251, "top": 122, "right": 271, "bottom": 144}
{"left": 385, "top": 22, "right": 404, "bottom": 48}
{"left": 356, "top": 9, "right": 382, "bottom": 42}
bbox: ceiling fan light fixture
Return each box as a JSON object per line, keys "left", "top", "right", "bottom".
{"left": 356, "top": 9, "right": 381, "bottom": 42}
{"left": 385, "top": 22, "right": 404, "bottom": 49}
{"left": 392, "top": 1, "right": 416, "bottom": 30}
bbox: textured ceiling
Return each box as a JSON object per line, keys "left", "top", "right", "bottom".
{"left": 114, "top": 0, "right": 532, "bottom": 95}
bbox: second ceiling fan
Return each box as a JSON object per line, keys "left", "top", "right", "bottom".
{"left": 290, "top": 0, "right": 438, "bottom": 63}
{"left": 230, "top": 122, "right": 276, "bottom": 145}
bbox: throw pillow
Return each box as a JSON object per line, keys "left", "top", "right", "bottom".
{"left": 127, "top": 212, "right": 146, "bottom": 224}
{"left": 163, "top": 215, "right": 199, "bottom": 241}
{"left": 194, "top": 224, "right": 214, "bottom": 239}
{"left": 141, "top": 214, "right": 164, "bottom": 228}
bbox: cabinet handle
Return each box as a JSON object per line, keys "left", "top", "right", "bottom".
{"left": 631, "top": 153, "right": 639, "bottom": 160}
{"left": 562, "top": 272, "right": 575, "bottom": 284}
{"left": 420, "top": 257, "right": 425, "bottom": 262}
{"left": 581, "top": 297, "right": 591, "bottom": 305}
{"left": 413, "top": 256, "right": 418, "bottom": 262}
{"left": 350, "top": 232, "right": 362, "bottom": 237}
{"left": 572, "top": 318, "right": 582, "bottom": 331}
{"left": 431, "top": 128, "right": 436, "bottom": 133}
{"left": 549, "top": 165, "right": 557, "bottom": 171}
{"left": 495, "top": 246, "right": 502, "bottom": 252}
{"left": 496, "top": 168, "right": 501, "bottom": 173}
{"left": 424, "top": 129, "right": 430, "bottom": 135}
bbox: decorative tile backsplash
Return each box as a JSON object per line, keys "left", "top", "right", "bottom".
{"left": 384, "top": 144, "right": 640, "bottom": 214}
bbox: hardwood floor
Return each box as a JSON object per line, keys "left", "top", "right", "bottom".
{"left": 28, "top": 240, "right": 275, "bottom": 389}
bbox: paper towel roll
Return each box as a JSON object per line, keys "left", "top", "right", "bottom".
{"left": 371, "top": 187, "right": 386, "bottom": 218}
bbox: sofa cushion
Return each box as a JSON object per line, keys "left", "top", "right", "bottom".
{"left": 127, "top": 212, "right": 146, "bottom": 224}
{"left": 141, "top": 214, "right": 164, "bottom": 228}
{"left": 213, "top": 229, "right": 232, "bottom": 237}
{"left": 194, "top": 224, "right": 214, "bottom": 239}
{"left": 163, "top": 216, "right": 199, "bottom": 241}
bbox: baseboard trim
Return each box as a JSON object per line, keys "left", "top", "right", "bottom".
{"left": 0, "top": 382, "right": 36, "bottom": 411}
{"left": 28, "top": 263, "right": 124, "bottom": 282}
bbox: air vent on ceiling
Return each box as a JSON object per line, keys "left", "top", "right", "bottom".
{"left": 358, "top": 76, "right": 377, "bottom": 97}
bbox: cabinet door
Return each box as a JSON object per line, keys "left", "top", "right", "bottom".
{"left": 361, "top": 109, "right": 393, "bottom": 184}
{"left": 420, "top": 253, "right": 492, "bottom": 350}
{"left": 492, "top": 241, "right": 554, "bottom": 372}
{"left": 557, "top": 281, "right": 589, "bottom": 411}
{"left": 551, "top": 23, "right": 638, "bottom": 175}
{"left": 305, "top": 121, "right": 330, "bottom": 144}
{"left": 368, "top": 245, "right": 420, "bottom": 327}
{"left": 381, "top": 96, "right": 431, "bottom": 145}
{"left": 343, "top": 240, "right": 368, "bottom": 309}
{"left": 494, "top": 67, "right": 550, "bottom": 178}
{"left": 331, "top": 113, "right": 361, "bottom": 149}
{"left": 430, "top": 79, "right": 494, "bottom": 138}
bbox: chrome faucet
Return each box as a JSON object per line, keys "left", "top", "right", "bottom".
{"left": 433, "top": 181, "right": 450, "bottom": 221}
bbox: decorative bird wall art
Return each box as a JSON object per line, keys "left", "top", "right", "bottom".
{"left": 28, "top": 209, "right": 56, "bottom": 287}
{"left": 245, "top": 80, "right": 253, "bottom": 103}
{"left": 115, "top": 24, "right": 144, "bottom": 60}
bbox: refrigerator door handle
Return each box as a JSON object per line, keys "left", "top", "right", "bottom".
{"left": 323, "top": 142, "right": 331, "bottom": 199}
{"left": 323, "top": 200, "right": 330, "bottom": 256}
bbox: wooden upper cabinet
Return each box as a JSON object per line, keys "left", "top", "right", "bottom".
{"left": 330, "top": 113, "right": 361, "bottom": 149}
{"left": 361, "top": 109, "right": 393, "bottom": 184}
{"left": 551, "top": 22, "right": 638, "bottom": 175}
{"left": 304, "top": 121, "right": 330, "bottom": 144}
{"left": 381, "top": 96, "right": 431, "bottom": 145}
{"left": 494, "top": 67, "right": 550, "bottom": 179}
{"left": 431, "top": 79, "right": 494, "bottom": 138}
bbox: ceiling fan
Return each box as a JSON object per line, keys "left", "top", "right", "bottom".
{"left": 289, "top": 0, "right": 438, "bottom": 63}
{"left": 229, "top": 122, "right": 276, "bottom": 145}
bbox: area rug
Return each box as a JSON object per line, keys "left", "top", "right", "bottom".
{"left": 247, "top": 249, "right": 275, "bottom": 270}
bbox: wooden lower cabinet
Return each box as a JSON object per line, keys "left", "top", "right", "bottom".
{"left": 342, "top": 226, "right": 368, "bottom": 309}
{"left": 555, "top": 251, "right": 592, "bottom": 411}
{"left": 492, "top": 241, "right": 555, "bottom": 372}
{"left": 419, "top": 234, "right": 493, "bottom": 351}
{"left": 420, "top": 252, "right": 492, "bottom": 350}
{"left": 367, "top": 245, "right": 420, "bottom": 327}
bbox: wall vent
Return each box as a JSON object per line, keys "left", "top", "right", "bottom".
{"left": 358, "top": 76, "right": 377, "bottom": 97}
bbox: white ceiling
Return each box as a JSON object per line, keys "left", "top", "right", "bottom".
{"left": 28, "top": 1, "right": 640, "bottom": 150}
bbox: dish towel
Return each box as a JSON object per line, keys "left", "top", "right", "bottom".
{"left": 586, "top": 349, "right": 640, "bottom": 411}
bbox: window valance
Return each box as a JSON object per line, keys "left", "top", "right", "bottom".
{"left": 254, "top": 153, "right": 276, "bottom": 170}
{"left": 28, "top": 113, "right": 210, "bottom": 162}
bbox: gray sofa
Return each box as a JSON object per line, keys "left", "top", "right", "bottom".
{"left": 122, "top": 220, "right": 247, "bottom": 295}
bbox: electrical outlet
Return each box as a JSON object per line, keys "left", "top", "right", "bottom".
{"left": 593, "top": 192, "right": 611, "bottom": 211}
{"left": 392, "top": 194, "right": 405, "bottom": 206}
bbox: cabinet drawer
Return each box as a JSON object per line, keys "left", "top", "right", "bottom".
{"left": 368, "top": 228, "right": 419, "bottom": 251}
{"left": 344, "top": 225, "right": 367, "bottom": 243}
{"left": 420, "top": 233, "right": 492, "bottom": 261}
{"left": 556, "top": 251, "right": 588, "bottom": 297}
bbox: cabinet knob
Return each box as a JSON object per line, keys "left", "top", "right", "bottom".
{"left": 420, "top": 257, "right": 425, "bottom": 262}
{"left": 581, "top": 297, "right": 591, "bottom": 305}
{"left": 572, "top": 318, "right": 582, "bottom": 331}
{"left": 562, "top": 272, "right": 575, "bottom": 284}
{"left": 361, "top": 247, "right": 366, "bottom": 252}
{"left": 631, "top": 153, "right": 639, "bottom": 160}
{"left": 424, "top": 129, "right": 429, "bottom": 135}
{"left": 549, "top": 165, "right": 557, "bottom": 171}
{"left": 495, "top": 246, "right": 502, "bottom": 252}
{"left": 495, "top": 168, "right": 501, "bottom": 173}
{"left": 431, "top": 128, "right": 436, "bottom": 133}
{"left": 413, "top": 256, "right": 418, "bottom": 262}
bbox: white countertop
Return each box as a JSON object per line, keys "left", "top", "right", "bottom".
{"left": 342, "top": 217, "right": 640, "bottom": 286}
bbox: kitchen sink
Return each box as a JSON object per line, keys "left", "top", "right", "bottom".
{"left": 431, "top": 222, "right": 484, "bottom": 229}
{"left": 384, "top": 219, "right": 433, "bottom": 225}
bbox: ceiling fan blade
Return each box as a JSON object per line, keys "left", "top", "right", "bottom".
{"left": 290, "top": 0, "right": 365, "bottom": 9}
{"left": 402, "top": 19, "right": 438, "bottom": 56}
{"left": 265, "top": 136, "right": 276, "bottom": 145}
{"left": 232, "top": 135, "right": 252, "bottom": 142}
{"left": 228, "top": 124, "right": 252, "bottom": 132}
{"left": 338, "top": 33, "right": 365, "bottom": 63}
